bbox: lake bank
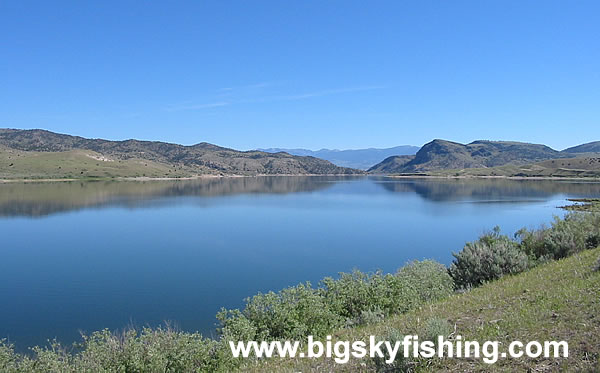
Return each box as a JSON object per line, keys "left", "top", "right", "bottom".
{"left": 0, "top": 173, "right": 366, "bottom": 183}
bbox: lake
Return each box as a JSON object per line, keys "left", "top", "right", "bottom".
{"left": 2, "top": 176, "right": 600, "bottom": 351}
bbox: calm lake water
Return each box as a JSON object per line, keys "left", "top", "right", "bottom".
{"left": 2, "top": 176, "right": 600, "bottom": 350}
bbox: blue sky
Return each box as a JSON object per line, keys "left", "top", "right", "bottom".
{"left": 1, "top": 1, "right": 598, "bottom": 150}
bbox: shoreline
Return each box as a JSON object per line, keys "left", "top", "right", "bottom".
{"left": 382, "top": 174, "right": 600, "bottom": 181}
{"left": 0, "top": 173, "right": 366, "bottom": 184}
{"left": 2, "top": 173, "right": 600, "bottom": 183}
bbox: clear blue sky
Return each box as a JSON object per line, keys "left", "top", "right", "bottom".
{"left": 1, "top": 1, "right": 598, "bottom": 150}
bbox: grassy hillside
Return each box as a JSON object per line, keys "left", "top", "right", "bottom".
{"left": 431, "top": 156, "right": 600, "bottom": 178}
{"left": 366, "top": 155, "right": 415, "bottom": 173}
{"left": 0, "top": 147, "right": 191, "bottom": 179}
{"left": 0, "top": 129, "right": 362, "bottom": 178}
{"left": 252, "top": 247, "right": 600, "bottom": 372}
{"left": 563, "top": 141, "right": 600, "bottom": 154}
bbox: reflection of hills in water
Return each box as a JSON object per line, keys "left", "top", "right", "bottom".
{"left": 3, "top": 177, "right": 600, "bottom": 217}
{"left": 374, "top": 178, "right": 600, "bottom": 202}
{"left": 0, "top": 176, "right": 350, "bottom": 217}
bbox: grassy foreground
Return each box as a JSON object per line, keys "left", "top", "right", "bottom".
{"left": 250, "top": 247, "right": 600, "bottom": 372}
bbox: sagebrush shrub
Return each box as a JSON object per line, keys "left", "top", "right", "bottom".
{"left": 0, "top": 340, "right": 17, "bottom": 373}
{"left": 371, "top": 328, "right": 410, "bottom": 373}
{"left": 221, "top": 282, "right": 343, "bottom": 340}
{"left": 73, "top": 327, "right": 223, "bottom": 373}
{"left": 449, "top": 227, "right": 529, "bottom": 289}
{"left": 518, "top": 213, "right": 600, "bottom": 261}
{"left": 348, "top": 307, "right": 385, "bottom": 327}
{"left": 395, "top": 260, "right": 454, "bottom": 306}
{"left": 423, "top": 318, "right": 453, "bottom": 345}
{"left": 320, "top": 270, "right": 381, "bottom": 320}
{"left": 219, "top": 261, "right": 454, "bottom": 346}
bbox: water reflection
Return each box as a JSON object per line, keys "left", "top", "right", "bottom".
{"left": 374, "top": 177, "right": 600, "bottom": 201}
{"left": 0, "top": 176, "right": 351, "bottom": 217}
{"left": 2, "top": 177, "right": 600, "bottom": 217}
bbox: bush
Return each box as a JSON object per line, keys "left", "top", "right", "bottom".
{"left": 0, "top": 340, "right": 17, "bottom": 373}
{"left": 74, "top": 327, "right": 222, "bottom": 373}
{"left": 449, "top": 227, "right": 529, "bottom": 289}
{"left": 423, "top": 318, "right": 453, "bottom": 345}
{"left": 216, "top": 309, "right": 258, "bottom": 342}
{"left": 220, "top": 282, "right": 343, "bottom": 341}
{"left": 518, "top": 213, "right": 600, "bottom": 261}
{"left": 320, "top": 261, "right": 454, "bottom": 323}
{"left": 218, "top": 260, "right": 454, "bottom": 349}
{"left": 371, "top": 328, "right": 411, "bottom": 373}
{"left": 14, "top": 341, "right": 72, "bottom": 373}
{"left": 348, "top": 307, "right": 385, "bottom": 327}
{"left": 395, "top": 260, "right": 454, "bottom": 306}
{"left": 320, "top": 270, "right": 382, "bottom": 320}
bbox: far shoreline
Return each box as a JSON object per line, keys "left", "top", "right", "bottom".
{"left": 0, "top": 173, "right": 366, "bottom": 184}
{"left": 383, "top": 174, "right": 600, "bottom": 181}
{"left": 2, "top": 173, "right": 600, "bottom": 184}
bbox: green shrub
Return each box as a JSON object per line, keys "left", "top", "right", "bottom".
{"left": 218, "top": 261, "right": 453, "bottom": 347}
{"left": 0, "top": 340, "right": 17, "bottom": 373}
{"left": 216, "top": 309, "right": 258, "bottom": 342}
{"left": 320, "top": 270, "right": 382, "bottom": 319}
{"left": 371, "top": 327, "right": 411, "bottom": 373}
{"left": 348, "top": 307, "right": 385, "bottom": 327}
{"left": 515, "top": 227, "right": 549, "bottom": 263}
{"left": 21, "top": 341, "right": 72, "bottom": 373}
{"left": 321, "top": 261, "right": 453, "bottom": 323}
{"left": 73, "top": 327, "right": 222, "bottom": 373}
{"left": 518, "top": 213, "right": 600, "bottom": 261}
{"left": 449, "top": 227, "right": 529, "bottom": 289}
{"left": 395, "top": 260, "right": 454, "bottom": 305}
{"left": 221, "top": 282, "right": 343, "bottom": 340}
{"left": 423, "top": 318, "right": 453, "bottom": 344}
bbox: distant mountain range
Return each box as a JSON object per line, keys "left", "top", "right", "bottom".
{"left": 0, "top": 129, "right": 362, "bottom": 179}
{"left": 2, "top": 129, "right": 599, "bottom": 179}
{"left": 368, "top": 139, "right": 600, "bottom": 174}
{"left": 257, "top": 145, "right": 419, "bottom": 170}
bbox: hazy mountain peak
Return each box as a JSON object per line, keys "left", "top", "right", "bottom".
{"left": 258, "top": 145, "right": 419, "bottom": 169}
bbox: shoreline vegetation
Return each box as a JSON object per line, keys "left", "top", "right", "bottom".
{"left": 560, "top": 198, "right": 600, "bottom": 212}
{"left": 1, "top": 212, "right": 599, "bottom": 372}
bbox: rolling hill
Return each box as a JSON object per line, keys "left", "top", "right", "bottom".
{"left": 432, "top": 156, "right": 600, "bottom": 178}
{"left": 563, "top": 141, "right": 600, "bottom": 154}
{"left": 258, "top": 145, "right": 419, "bottom": 170}
{"left": 369, "top": 139, "right": 570, "bottom": 174}
{"left": 0, "top": 129, "right": 362, "bottom": 179}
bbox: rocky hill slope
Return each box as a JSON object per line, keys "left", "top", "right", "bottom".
{"left": 0, "top": 129, "right": 362, "bottom": 178}
{"left": 369, "top": 139, "right": 572, "bottom": 174}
